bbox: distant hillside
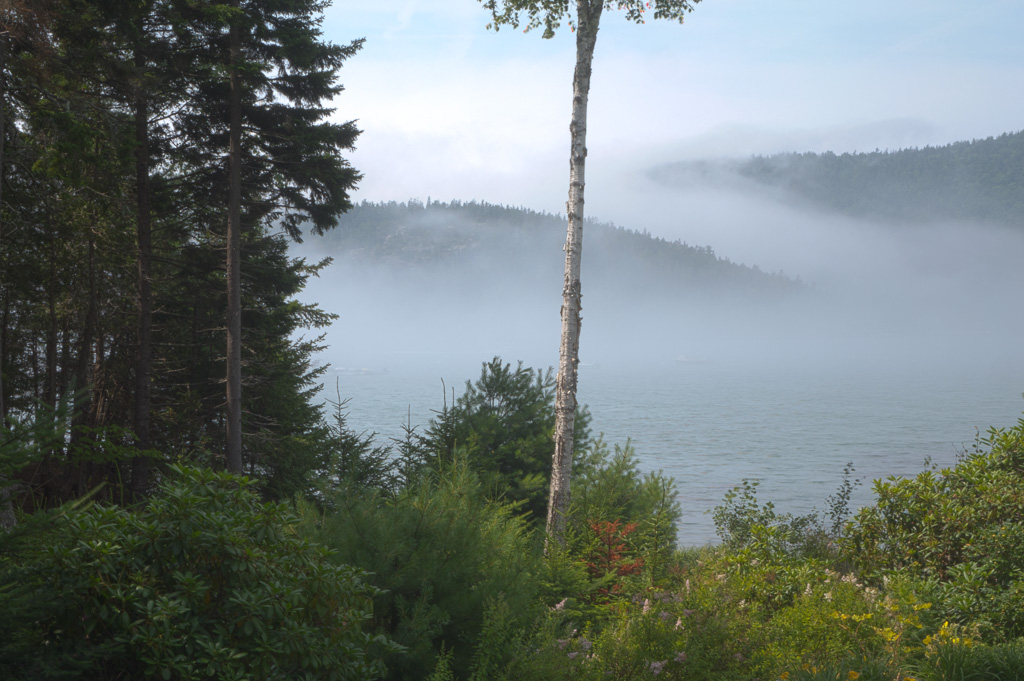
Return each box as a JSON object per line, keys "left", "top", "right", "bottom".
{"left": 310, "top": 199, "right": 800, "bottom": 299}
{"left": 654, "top": 130, "right": 1024, "bottom": 226}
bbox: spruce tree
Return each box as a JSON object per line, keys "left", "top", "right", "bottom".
{"left": 175, "top": 0, "right": 362, "bottom": 473}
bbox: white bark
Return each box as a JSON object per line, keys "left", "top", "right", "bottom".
{"left": 546, "top": 0, "right": 602, "bottom": 548}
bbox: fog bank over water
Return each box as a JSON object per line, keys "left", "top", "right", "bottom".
{"left": 294, "top": 169, "right": 1024, "bottom": 380}
{"left": 288, "top": 168, "right": 1024, "bottom": 543}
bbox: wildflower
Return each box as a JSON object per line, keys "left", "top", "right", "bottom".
{"left": 557, "top": 638, "right": 569, "bottom": 649}
{"left": 824, "top": 592, "right": 833, "bottom": 602}
{"left": 733, "top": 652, "right": 744, "bottom": 661}
{"left": 674, "top": 651, "right": 687, "bottom": 663}
{"left": 649, "top": 660, "right": 666, "bottom": 675}
{"left": 642, "top": 598, "right": 651, "bottom": 613}
{"left": 847, "top": 672, "right": 860, "bottom": 680}
{"left": 553, "top": 598, "right": 567, "bottom": 611}
{"left": 579, "top": 637, "right": 592, "bottom": 651}
{"left": 660, "top": 611, "right": 671, "bottom": 622}
{"left": 685, "top": 578, "right": 691, "bottom": 593}
{"left": 567, "top": 652, "right": 579, "bottom": 660}
{"left": 682, "top": 609, "right": 694, "bottom": 617}
{"left": 674, "top": 618, "right": 683, "bottom": 630}
{"left": 804, "top": 583, "right": 812, "bottom": 596}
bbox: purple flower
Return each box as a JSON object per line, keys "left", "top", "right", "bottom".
{"left": 674, "top": 651, "right": 687, "bottom": 663}
{"left": 660, "top": 611, "right": 672, "bottom": 622}
{"left": 557, "top": 638, "right": 569, "bottom": 650}
{"left": 567, "top": 652, "right": 579, "bottom": 660}
{"left": 579, "top": 637, "right": 593, "bottom": 651}
{"left": 649, "top": 660, "right": 667, "bottom": 675}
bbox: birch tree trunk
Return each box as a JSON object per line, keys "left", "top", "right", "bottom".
{"left": 225, "top": 13, "right": 243, "bottom": 475}
{"left": 545, "top": 0, "right": 603, "bottom": 548}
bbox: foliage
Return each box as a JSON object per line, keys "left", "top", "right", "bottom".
{"left": 0, "top": 0, "right": 359, "bottom": 504}
{"left": 418, "top": 357, "right": 592, "bottom": 524}
{"left": 302, "top": 453, "right": 544, "bottom": 681}
{"left": 843, "top": 417, "right": 1024, "bottom": 638}
{"left": 0, "top": 465, "right": 386, "bottom": 680}
{"left": 315, "top": 388, "right": 396, "bottom": 497}
{"left": 478, "top": 0, "right": 700, "bottom": 40}
{"left": 712, "top": 478, "right": 829, "bottom": 560}
{"left": 570, "top": 440, "right": 681, "bottom": 575}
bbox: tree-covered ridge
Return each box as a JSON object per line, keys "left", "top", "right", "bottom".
{"left": 656, "top": 130, "right": 1024, "bottom": 226}
{"left": 316, "top": 199, "right": 800, "bottom": 296}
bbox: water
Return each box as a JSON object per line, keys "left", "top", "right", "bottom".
{"left": 321, "top": 352, "right": 1024, "bottom": 547}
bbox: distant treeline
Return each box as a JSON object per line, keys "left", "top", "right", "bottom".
{"left": 316, "top": 199, "right": 800, "bottom": 298}
{"left": 657, "top": 130, "right": 1024, "bottom": 227}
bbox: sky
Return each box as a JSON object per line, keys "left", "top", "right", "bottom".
{"left": 317, "top": 0, "right": 1024, "bottom": 227}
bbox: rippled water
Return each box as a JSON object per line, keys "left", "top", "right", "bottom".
{"left": 322, "top": 352, "right": 1024, "bottom": 546}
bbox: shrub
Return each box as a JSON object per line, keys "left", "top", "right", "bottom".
{"left": 304, "top": 453, "right": 544, "bottom": 681}
{"left": 843, "top": 417, "right": 1024, "bottom": 638}
{"left": 570, "top": 440, "right": 681, "bottom": 577}
{"left": 0, "top": 465, "right": 386, "bottom": 680}
{"left": 417, "top": 357, "right": 592, "bottom": 524}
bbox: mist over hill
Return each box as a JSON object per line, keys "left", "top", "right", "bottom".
{"left": 287, "top": 128, "right": 1024, "bottom": 379}
{"left": 652, "top": 130, "right": 1024, "bottom": 228}
{"left": 312, "top": 199, "right": 798, "bottom": 292}
{"left": 293, "top": 200, "right": 811, "bottom": 369}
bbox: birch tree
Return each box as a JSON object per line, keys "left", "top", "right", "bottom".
{"left": 477, "top": 0, "right": 702, "bottom": 547}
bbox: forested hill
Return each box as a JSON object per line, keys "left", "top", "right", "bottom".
{"left": 654, "top": 130, "right": 1024, "bottom": 226}
{"left": 308, "top": 199, "right": 799, "bottom": 298}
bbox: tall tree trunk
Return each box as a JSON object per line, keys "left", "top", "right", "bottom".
{"left": 546, "top": 0, "right": 602, "bottom": 548}
{"left": 0, "top": 34, "right": 11, "bottom": 530}
{"left": 131, "top": 50, "right": 154, "bottom": 499}
{"left": 225, "top": 13, "right": 243, "bottom": 474}
{"left": 0, "top": 33, "right": 6, "bottom": 426}
{"left": 71, "top": 229, "right": 97, "bottom": 497}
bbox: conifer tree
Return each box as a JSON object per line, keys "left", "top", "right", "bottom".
{"left": 175, "top": 0, "right": 362, "bottom": 473}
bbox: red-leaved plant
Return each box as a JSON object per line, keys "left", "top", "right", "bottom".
{"left": 586, "top": 519, "right": 645, "bottom": 600}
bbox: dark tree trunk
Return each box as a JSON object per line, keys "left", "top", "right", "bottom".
{"left": 225, "top": 13, "right": 243, "bottom": 474}
{"left": 131, "top": 49, "right": 154, "bottom": 499}
{"left": 0, "top": 33, "right": 6, "bottom": 426}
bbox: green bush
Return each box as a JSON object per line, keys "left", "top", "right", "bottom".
{"left": 844, "top": 417, "right": 1024, "bottom": 638}
{"left": 417, "top": 357, "right": 592, "bottom": 524}
{"left": 0, "top": 465, "right": 386, "bottom": 680}
{"left": 569, "top": 440, "right": 681, "bottom": 578}
{"left": 304, "top": 454, "right": 544, "bottom": 681}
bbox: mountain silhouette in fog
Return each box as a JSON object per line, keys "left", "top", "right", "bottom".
{"left": 652, "top": 130, "right": 1024, "bottom": 228}
{"left": 311, "top": 199, "right": 800, "bottom": 303}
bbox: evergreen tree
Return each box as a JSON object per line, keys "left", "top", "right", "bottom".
{"left": 173, "top": 0, "right": 362, "bottom": 473}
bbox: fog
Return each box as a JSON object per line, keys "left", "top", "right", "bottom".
{"left": 293, "top": 168, "right": 1024, "bottom": 382}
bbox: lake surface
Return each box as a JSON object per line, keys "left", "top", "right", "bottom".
{"left": 320, "top": 351, "right": 1024, "bottom": 547}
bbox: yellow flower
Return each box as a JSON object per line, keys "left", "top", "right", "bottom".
{"left": 847, "top": 672, "right": 861, "bottom": 680}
